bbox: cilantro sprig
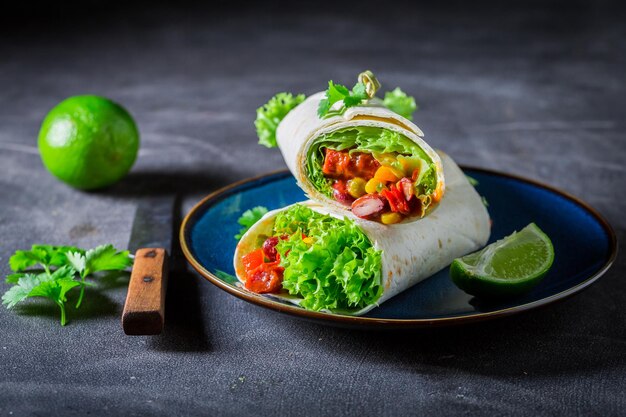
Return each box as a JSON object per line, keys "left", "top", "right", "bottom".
{"left": 2, "top": 244, "right": 132, "bottom": 326}
{"left": 317, "top": 75, "right": 418, "bottom": 120}
{"left": 317, "top": 80, "right": 369, "bottom": 118}
{"left": 235, "top": 206, "right": 268, "bottom": 240}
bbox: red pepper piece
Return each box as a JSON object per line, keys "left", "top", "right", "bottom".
{"left": 381, "top": 187, "right": 410, "bottom": 215}
{"left": 241, "top": 249, "right": 265, "bottom": 275}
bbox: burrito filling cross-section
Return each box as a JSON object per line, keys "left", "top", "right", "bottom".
{"left": 308, "top": 125, "right": 441, "bottom": 224}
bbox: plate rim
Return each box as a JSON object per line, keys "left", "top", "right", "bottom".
{"left": 180, "top": 166, "right": 618, "bottom": 328}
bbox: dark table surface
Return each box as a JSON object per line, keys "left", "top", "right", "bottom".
{"left": 1, "top": 2, "right": 625, "bottom": 416}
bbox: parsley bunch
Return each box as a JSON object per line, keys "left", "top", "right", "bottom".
{"left": 2, "top": 244, "right": 132, "bottom": 326}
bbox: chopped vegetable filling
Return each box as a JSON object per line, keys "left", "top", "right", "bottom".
{"left": 320, "top": 147, "right": 431, "bottom": 222}
{"left": 306, "top": 126, "right": 439, "bottom": 224}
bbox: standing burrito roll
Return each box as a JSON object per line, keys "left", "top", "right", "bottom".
{"left": 234, "top": 153, "right": 489, "bottom": 315}
{"left": 256, "top": 71, "right": 444, "bottom": 225}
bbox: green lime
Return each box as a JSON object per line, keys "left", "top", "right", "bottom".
{"left": 450, "top": 223, "right": 554, "bottom": 298}
{"left": 38, "top": 95, "right": 139, "bottom": 190}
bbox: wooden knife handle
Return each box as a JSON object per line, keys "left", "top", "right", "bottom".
{"left": 122, "top": 248, "right": 169, "bottom": 335}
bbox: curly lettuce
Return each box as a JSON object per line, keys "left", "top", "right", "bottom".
{"left": 306, "top": 126, "right": 436, "bottom": 198}
{"left": 273, "top": 204, "right": 382, "bottom": 311}
{"left": 255, "top": 93, "right": 306, "bottom": 148}
{"left": 383, "top": 88, "right": 417, "bottom": 120}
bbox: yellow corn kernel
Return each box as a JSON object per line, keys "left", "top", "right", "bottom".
{"left": 380, "top": 212, "right": 403, "bottom": 225}
{"left": 374, "top": 166, "right": 402, "bottom": 183}
{"left": 365, "top": 178, "right": 382, "bottom": 194}
{"left": 302, "top": 237, "right": 315, "bottom": 244}
{"left": 347, "top": 177, "right": 367, "bottom": 198}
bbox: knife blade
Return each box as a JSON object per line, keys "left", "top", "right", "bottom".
{"left": 122, "top": 196, "right": 174, "bottom": 335}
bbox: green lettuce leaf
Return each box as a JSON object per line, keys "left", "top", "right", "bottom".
{"left": 306, "top": 126, "right": 436, "bottom": 198}
{"left": 273, "top": 204, "right": 382, "bottom": 311}
{"left": 255, "top": 93, "right": 306, "bottom": 148}
{"left": 383, "top": 88, "right": 417, "bottom": 120}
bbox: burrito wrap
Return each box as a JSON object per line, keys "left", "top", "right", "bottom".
{"left": 234, "top": 153, "right": 490, "bottom": 315}
{"left": 276, "top": 92, "right": 445, "bottom": 217}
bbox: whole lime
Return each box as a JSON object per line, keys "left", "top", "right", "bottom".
{"left": 38, "top": 95, "right": 140, "bottom": 190}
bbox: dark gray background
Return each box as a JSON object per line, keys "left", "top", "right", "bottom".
{"left": 1, "top": 2, "right": 624, "bottom": 416}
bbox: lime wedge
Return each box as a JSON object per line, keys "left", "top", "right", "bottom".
{"left": 450, "top": 223, "right": 554, "bottom": 297}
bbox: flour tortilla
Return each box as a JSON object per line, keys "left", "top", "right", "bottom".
{"left": 234, "top": 153, "right": 490, "bottom": 315}
{"left": 275, "top": 92, "right": 445, "bottom": 218}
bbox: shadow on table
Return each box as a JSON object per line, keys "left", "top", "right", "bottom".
{"left": 13, "top": 288, "right": 119, "bottom": 323}
{"left": 147, "top": 195, "right": 212, "bottom": 353}
{"left": 283, "top": 279, "right": 623, "bottom": 378}
{"left": 104, "top": 170, "right": 235, "bottom": 198}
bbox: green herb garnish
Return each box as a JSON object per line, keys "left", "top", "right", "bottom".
{"left": 66, "top": 245, "right": 133, "bottom": 308}
{"left": 256, "top": 93, "right": 306, "bottom": 148}
{"left": 235, "top": 206, "right": 269, "bottom": 240}
{"left": 2, "top": 244, "right": 132, "bottom": 326}
{"left": 383, "top": 87, "right": 417, "bottom": 120}
{"left": 317, "top": 80, "right": 369, "bottom": 118}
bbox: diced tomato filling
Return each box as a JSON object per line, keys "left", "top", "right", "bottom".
{"left": 322, "top": 149, "right": 380, "bottom": 180}
{"left": 242, "top": 249, "right": 265, "bottom": 275}
{"left": 242, "top": 239, "right": 287, "bottom": 294}
{"left": 321, "top": 148, "right": 432, "bottom": 224}
{"left": 246, "top": 262, "right": 284, "bottom": 293}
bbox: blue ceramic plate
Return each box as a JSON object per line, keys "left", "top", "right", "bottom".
{"left": 180, "top": 168, "right": 617, "bottom": 328}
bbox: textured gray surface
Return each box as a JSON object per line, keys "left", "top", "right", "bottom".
{"left": 1, "top": 3, "right": 625, "bottom": 416}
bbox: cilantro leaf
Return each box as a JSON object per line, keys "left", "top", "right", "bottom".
{"left": 67, "top": 252, "right": 87, "bottom": 277}
{"left": 3, "top": 243, "right": 133, "bottom": 325}
{"left": 2, "top": 274, "right": 44, "bottom": 308}
{"left": 383, "top": 88, "right": 417, "bottom": 120}
{"left": 85, "top": 245, "right": 132, "bottom": 273}
{"left": 2, "top": 271, "right": 80, "bottom": 326}
{"left": 9, "top": 245, "right": 82, "bottom": 272}
{"left": 317, "top": 81, "right": 369, "bottom": 118}
{"left": 6, "top": 273, "right": 25, "bottom": 284}
{"left": 68, "top": 245, "right": 131, "bottom": 308}
{"left": 235, "top": 206, "right": 269, "bottom": 240}
{"left": 255, "top": 92, "right": 306, "bottom": 148}
{"left": 9, "top": 251, "right": 41, "bottom": 272}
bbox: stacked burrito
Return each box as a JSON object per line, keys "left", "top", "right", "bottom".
{"left": 234, "top": 72, "right": 490, "bottom": 314}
